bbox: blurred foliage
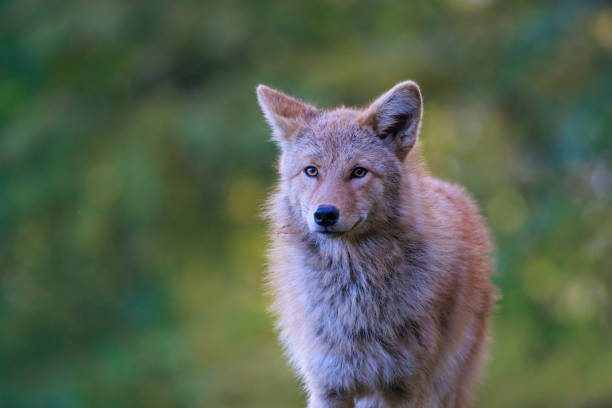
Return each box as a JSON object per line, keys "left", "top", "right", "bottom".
{"left": 1, "top": 0, "right": 611, "bottom": 407}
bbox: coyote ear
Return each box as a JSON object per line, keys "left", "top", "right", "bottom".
{"left": 359, "top": 81, "right": 423, "bottom": 160}
{"left": 256, "top": 85, "right": 318, "bottom": 144}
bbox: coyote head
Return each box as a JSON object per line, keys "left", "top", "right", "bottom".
{"left": 257, "top": 81, "right": 423, "bottom": 239}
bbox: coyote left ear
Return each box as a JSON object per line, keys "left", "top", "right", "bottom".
{"left": 256, "top": 85, "right": 318, "bottom": 145}
{"left": 359, "top": 81, "right": 423, "bottom": 160}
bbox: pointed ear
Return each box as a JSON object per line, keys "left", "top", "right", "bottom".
{"left": 256, "top": 85, "right": 318, "bottom": 144}
{"left": 358, "top": 81, "right": 423, "bottom": 160}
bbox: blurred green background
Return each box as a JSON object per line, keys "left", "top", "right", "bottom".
{"left": 1, "top": 0, "right": 611, "bottom": 407}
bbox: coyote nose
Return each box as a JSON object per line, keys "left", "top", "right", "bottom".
{"left": 314, "top": 205, "right": 339, "bottom": 227}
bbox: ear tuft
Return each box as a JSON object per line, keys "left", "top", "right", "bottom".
{"left": 359, "top": 81, "right": 423, "bottom": 159}
{"left": 256, "top": 85, "right": 317, "bottom": 143}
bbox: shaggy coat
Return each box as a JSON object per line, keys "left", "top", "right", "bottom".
{"left": 257, "top": 81, "right": 496, "bottom": 408}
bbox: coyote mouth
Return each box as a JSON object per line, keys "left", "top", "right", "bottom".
{"left": 351, "top": 215, "right": 366, "bottom": 230}
{"left": 314, "top": 215, "right": 366, "bottom": 236}
{"left": 316, "top": 229, "right": 343, "bottom": 236}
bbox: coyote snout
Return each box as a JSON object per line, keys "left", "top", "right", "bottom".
{"left": 313, "top": 205, "right": 339, "bottom": 227}
{"left": 303, "top": 166, "right": 372, "bottom": 236}
{"left": 312, "top": 204, "right": 364, "bottom": 236}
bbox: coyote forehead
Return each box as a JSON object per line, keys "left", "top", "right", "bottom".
{"left": 289, "top": 111, "right": 396, "bottom": 170}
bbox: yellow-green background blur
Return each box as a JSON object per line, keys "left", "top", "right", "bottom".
{"left": 1, "top": 1, "right": 611, "bottom": 407}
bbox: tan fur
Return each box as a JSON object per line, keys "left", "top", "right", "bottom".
{"left": 257, "top": 81, "right": 497, "bottom": 408}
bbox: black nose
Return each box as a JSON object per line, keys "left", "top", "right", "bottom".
{"left": 314, "top": 205, "right": 339, "bottom": 227}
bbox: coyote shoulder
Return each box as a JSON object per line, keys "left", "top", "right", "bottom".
{"left": 257, "top": 81, "right": 497, "bottom": 408}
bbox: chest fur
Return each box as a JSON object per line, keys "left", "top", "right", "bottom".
{"left": 270, "top": 234, "right": 437, "bottom": 384}
{"left": 292, "top": 255, "right": 431, "bottom": 387}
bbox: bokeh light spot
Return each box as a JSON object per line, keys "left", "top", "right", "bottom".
{"left": 487, "top": 188, "right": 528, "bottom": 234}
{"left": 593, "top": 8, "right": 612, "bottom": 51}
{"left": 555, "top": 280, "right": 604, "bottom": 322}
{"left": 521, "top": 257, "right": 561, "bottom": 303}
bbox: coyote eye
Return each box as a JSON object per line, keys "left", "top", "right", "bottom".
{"left": 351, "top": 167, "right": 367, "bottom": 178}
{"left": 304, "top": 166, "right": 318, "bottom": 177}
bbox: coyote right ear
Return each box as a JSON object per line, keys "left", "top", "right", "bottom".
{"left": 256, "top": 85, "right": 318, "bottom": 144}
{"left": 359, "top": 81, "right": 423, "bottom": 160}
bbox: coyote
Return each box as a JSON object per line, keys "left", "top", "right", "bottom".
{"left": 256, "top": 81, "right": 496, "bottom": 408}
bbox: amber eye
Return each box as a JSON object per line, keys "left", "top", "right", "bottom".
{"left": 351, "top": 167, "right": 367, "bottom": 178}
{"left": 304, "top": 166, "right": 318, "bottom": 177}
